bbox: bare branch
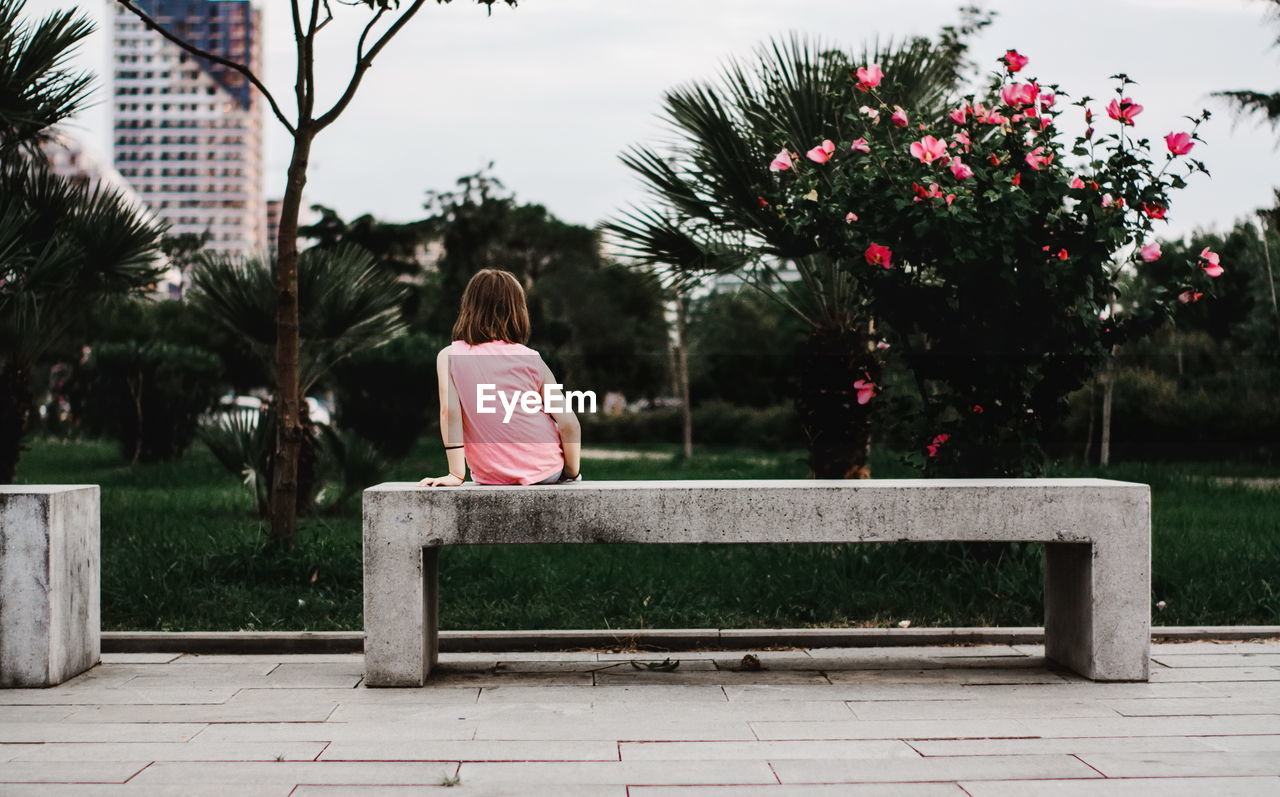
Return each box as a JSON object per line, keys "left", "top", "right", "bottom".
{"left": 356, "top": 5, "right": 389, "bottom": 61}
{"left": 315, "top": 0, "right": 431, "bottom": 130}
{"left": 114, "top": 0, "right": 296, "bottom": 135}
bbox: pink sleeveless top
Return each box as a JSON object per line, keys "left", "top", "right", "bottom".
{"left": 448, "top": 340, "right": 564, "bottom": 485}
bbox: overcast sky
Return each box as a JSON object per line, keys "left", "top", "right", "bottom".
{"left": 34, "top": 0, "right": 1280, "bottom": 239}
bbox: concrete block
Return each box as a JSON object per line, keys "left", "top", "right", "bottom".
{"left": 0, "top": 486, "right": 100, "bottom": 688}
{"left": 363, "top": 479, "right": 1151, "bottom": 685}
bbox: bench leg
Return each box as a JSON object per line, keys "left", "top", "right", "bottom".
{"left": 1044, "top": 542, "right": 1150, "bottom": 681}
{"left": 364, "top": 544, "right": 439, "bottom": 687}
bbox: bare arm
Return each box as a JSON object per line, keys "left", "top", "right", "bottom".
{"left": 540, "top": 360, "right": 581, "bottom": 479}
{"left": 419, "top": 347, "right": 466, "bottom": 487}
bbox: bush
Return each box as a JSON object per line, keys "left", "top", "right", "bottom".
{"left": 581, "top": 402, "right": 801, "bottom": 450}
{"left": 331, "top": 333, "right": 442, "bottom": 458}
{"left": 78, "top": 342, "right": 222, "bottom": 463}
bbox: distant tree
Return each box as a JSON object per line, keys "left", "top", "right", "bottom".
{"left": 114, "top": 0, "right": 518, "bottom": 546}
{"left": 300, "top": 204, "right": 432, "bottom": 278}
{"left": 0, "top": 0, "right": 163, "bottom": 483}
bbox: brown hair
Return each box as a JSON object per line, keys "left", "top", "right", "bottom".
{"left": 452, "top": 268, "right": 531, "bottom": 345}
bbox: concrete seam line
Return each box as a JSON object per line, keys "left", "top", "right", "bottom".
{"left": 99, "top": 626, "right": 1280, "bottom": 655}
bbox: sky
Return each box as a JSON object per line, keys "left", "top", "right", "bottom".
{"left": 31, "top": 0, "right": 1280, "bottom": 240}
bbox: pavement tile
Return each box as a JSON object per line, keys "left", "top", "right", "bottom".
{"left": 847, "top": 698, "right": 1118, "bottom": 721}
{"left": 1018, "top": 715, "right": 1280, "bottom": 737}
{"left": 0, "top": 723, "right": 206, "bottom": 743}
{"left": 476, "top": 685, "right": 729, "bottom": 703}
{"left": 0, "top": 706, "right": 76, "bottom": 722}
{"left": 319, "top": 740, "right": 618, "bottom": 761}
{"left": 596, "top": 669, "right": 829, "bottom": 686}
{"left": 826, "top": 668, "right": 1067, "bottom": 685}
{"left": 1148, "top": 667, "right": 1280, "bottom": 682}
{"left": 62, "top": 702, "right": 336, "bottom": 723}
{"left": 229, "top": 687, "right": 481, "bottom": 705}
{"left": 295, "top": 786, "right": 623, "bottom": 796}
{"left": 961, "top": 776, "right": 1280, "bottom": 797}
{"left": 631, "top": 786, "right": 966, "bottom": 796}
{"left": 0, "top": 760, "right": 150, "bottom": 783}
{"left": 807, "top": 646, "right": 1028, "bottom": 659}
{"left": 1195, "top": 734, "right": 1280, "bottom": 751}
{"left": 128, "top": 760, "right": 459, "bottom": 786}
{"left": 619, "top": 739, "right": 919, "bottom": 760}
{"left": 457, "top": 759, "right": 777, "bottom": 786}
{"left": 1079, "top": 750, "right": 1280, "bottom": 777}
{"left": 1151, "top": 654, "right": 1280, "bottom": 668}
{"left": 0, "top": 688, "right": 236, "bottom": 706}
{"left": 191, "top": 722, "right": 478, "bottom": 743}
{"left": 909, "top": 735, "right": 1218, "bottom": 756}
{"left": 472, "top": 720, "right": 758, "bottom": 741}
{"left": 427, "top": 670, "right": 595, "bottom": 687}
{"left": 7, "top": 741, "right": 326, "bottom": 762}
{"left": 0, "top": 786, "right": 292, "bottom": 797}
{"left": 1106, "top": 697, "right": 1280, "bottom": 716}
{"left": 1151, "top": 643, "right": 1280, "bottom": 655}
{"left": 771, "top": 754, "right": 1098, "bottom": 783}
{"left": 100, "top": 653, "right": 182, "bottom": 664}
{"left": 751, "top": 719, "right": 1033, "bottom": 740}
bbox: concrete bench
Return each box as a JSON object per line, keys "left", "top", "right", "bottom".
{"left": 362, "top": 479, "right": 1150, "bottom": 686}
{"left": 1, "top": 486, "right": 100, "bottom": 688}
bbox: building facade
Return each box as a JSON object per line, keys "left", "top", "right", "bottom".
{"left": 110, "top": 0, "right": 265, "bottom": 256}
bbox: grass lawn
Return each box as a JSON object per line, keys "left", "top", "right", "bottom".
{"left": 14, "top": 436, "right": 1280, "bottom": 631}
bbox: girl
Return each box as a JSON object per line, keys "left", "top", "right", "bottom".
{"left": 419, "top": 269, "right": 582, "bottom": 487}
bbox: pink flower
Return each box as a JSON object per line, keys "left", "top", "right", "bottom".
{"left": 806, "top": 139, "right": 836, "bottom": 164}
{"left": 849, "top": 137, "right": 870, "bottom": 153}
{"left": 1139, "top": 242, "right": 1161, "bottom": 262}
{"left": 1012, "top": 172, "right": 1022, "bottom": 187}
{"left": 949, "top": 105, "right": 969, "bottom": 124}
{"left": 972, "top": 404, "right": 984, "bottom": 414}
{"left": 1057, "top": 248, "right": 1069, "bottom": 261}
{"left": 1070, "top": 177, "right": 1086, "bottom": 189}
{"left": 950, "top": 157, "right": 974, "bottom": 180}
{"left": 855, "top": 64, "right": 883, "bottom": 92}
{"left": 1102, "top": 193, "right": 1116, "bottom": 208}
{"left": 853, "top": 376, "right": 877, "bottom": 405}
{"left": 844, "top": 212, "right": 859, "bottom": 223}
{"left": 1200, "top": 247, "right": 1223, "bottom": 277}
{"left": 1024, "top": 146, "right": 1053, "bottom": 170}
{"left": 769, "top": 148, "right": 793, "bottom": 172}
{"left": 910, "top": 135, "right": 948, "bottom": 164}
{"left": 1165, "top": 131, "right": 1195, "bottom": 156}
{"left": 865, "top": 242, "right": 893, "bottom": 269}
{"left": 1177, "top": 290, "right": 1204, "bottom": 304}
{"left": 1003, "top": 49, "right": 1029, "bottom": 72}
{"left": 876, "top": 341, "right": 891, "bottom": 351}
{"left": 1143, "top": 203, "right": 1168, "bottom": 220}
{"left": 953, "top": 130, "right": 972, "bottom": 151}
{"left": 1040, "top": 91, "right": 1057, "bottom": 109}
{"left": 890, "top": 107, "right": 909, "bottom": 127}
{"left": 859, "top": 105, "right": 881, "bottom": 123}
{"left": 1001, "top": 83, "right": 1039, "bottom": 108}
{"left": 1106, "top": 97, "right": 1144, "bottom": 126}
{"left": 1040, "top": 117, "right": 1052, "bottom": 131}
{"left": 925, "top": 433, "right": 951, "bottom": 457}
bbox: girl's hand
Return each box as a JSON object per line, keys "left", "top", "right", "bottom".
{"left": 419, "top": 473, "right": 464, "bottom": 487}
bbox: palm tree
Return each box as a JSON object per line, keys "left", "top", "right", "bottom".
{"left": 0, "top": 0, "right": 164, "bottom": 482}
{"left": 1214, "top": 0, "right": 1280, "bottom": 133}
{"left": 604, "top": 14, "right": 990, "bottom": 478}
{"left": 188, "top": 244, "right": 408, "bottom": 523}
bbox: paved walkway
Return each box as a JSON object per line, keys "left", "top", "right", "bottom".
{"left": 2, "top": 641, "right": 1279, "bottom": 795}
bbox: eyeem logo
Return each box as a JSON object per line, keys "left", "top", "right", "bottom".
{"left": 476, "top": 384, "right": 597, "bottom": 423}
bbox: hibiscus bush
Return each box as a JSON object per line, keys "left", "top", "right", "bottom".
{"left": 766, "top": 51, "right": 1217, "bottom": 476}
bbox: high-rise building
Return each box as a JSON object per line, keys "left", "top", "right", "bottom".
{"left": 110, "top": 0, "right": 265, "bottom": 256}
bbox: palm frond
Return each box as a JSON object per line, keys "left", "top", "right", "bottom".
{"left": 0, "top": 0, "right": 96, "bottom": 155}
{"left": 1213, "top": 90, "right": 1280, "bottom": 132}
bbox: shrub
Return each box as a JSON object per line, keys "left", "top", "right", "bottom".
{"left": 78, "top": 342, "right": 221, "bottom": 463}
{"left": 331, "top": 333, "right": 442, "bottom": 458}
{"left": 581, "top": 403, "right": 800, "bottom": 450}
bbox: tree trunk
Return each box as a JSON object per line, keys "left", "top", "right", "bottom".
{"left": 674, "top": 295, "right": 692, "bottom": 459}
{"left": 1099, "top": 352, "right": 1114, "bottom": 467}
{"left": 269, "top": 130, "right": 314, "bottom": 546}
{"left": 795, "top": 324, "right": 876, "bottom": 479}
{"left": 0, "top": 357, "right": 33, "bottom": 484}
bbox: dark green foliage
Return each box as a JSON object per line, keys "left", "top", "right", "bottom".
{"left": 583, "top": 402, "right": 800, "bottom": 451}
{"left": 13, "top": 438, "right": 1280, "bottom": 631}
{"left": 78, "top": 342, "right": 221, "bottom": 464}
{"left": 686, "top": 289, "right": 808, "bottom": 407}
{"left": 331, "top": 332, "right": 442, "bottom": 458}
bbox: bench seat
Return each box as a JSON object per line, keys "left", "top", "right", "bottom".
{"left": 362, "top": 479, "right": 1150, "bottom": 686}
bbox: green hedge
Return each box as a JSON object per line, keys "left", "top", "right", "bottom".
{"left": 582, "top": 401, "right": 801, "bottom": 451}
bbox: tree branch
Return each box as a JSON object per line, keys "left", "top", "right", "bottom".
{"left": 315, "top": 0, "right": 430, "bottom": 130}
{"left": 114, "top": 0, "right": 296, "bottom": 135}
